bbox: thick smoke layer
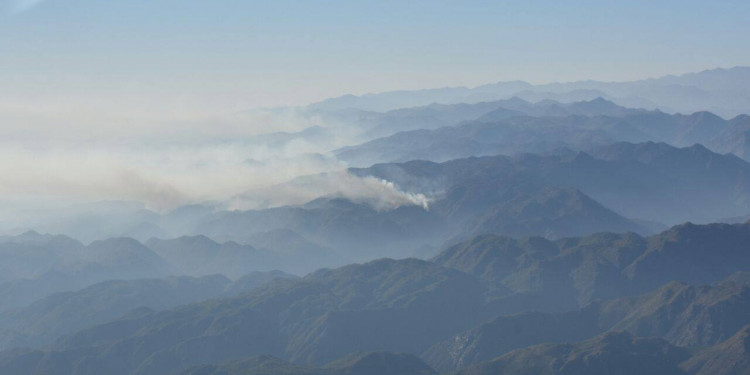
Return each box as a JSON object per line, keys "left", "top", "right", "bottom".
{"left": 0, "top": 141, "right": 342, "bottom": 212}
{"left": 0, "top": 106, "right": 428, "bottom": 220}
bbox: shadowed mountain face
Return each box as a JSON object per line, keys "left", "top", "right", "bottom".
{"left": 601, "top": 279, "right": 750, "bottom": 347}
{"left": 451, "top": 325, "right": 750, "bottom": 375}
{"left": 467, "top": 187, "right": 647, "bottom": 239}
{"left": 336, "top": 104, "right": 750, "bottom": 167}
{"left": 0, "top": 272, "right": 295, "bottom": 352}
{"left": 424, "top": 275, "right": 750, "bottom": 372}
{"left": 354, "top": 142, "right": 750, "bottom": 225}
{"left": 0, "top": 275, "right": 231, "bottom": 351}
{"left": 178, "top": 352, "right": 437, "bottom": 375}
{"left": 177, "top": 355, "right": 327, "bottom": 375}
{"left": 681, "top": 325, "right": 750, "bottom": 375}
{"left": 433, "top": 222, "right": 750, "bottom": 309}
{"left": 423, "top": 310, "right": 603, "bottom": 372}
{"left": 453, "top": 332, "right": 691, "bottom": 375}
{"left": 710, "top": 114, "right": 750, "bottom": 160}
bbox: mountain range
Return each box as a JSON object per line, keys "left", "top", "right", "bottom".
{"left": 353, "top": 141, "right": 750, "bottom": 226}
{"left": 337, "top": 100, "right": 750, "bottom": 166}
{"left": 425, "top": 272, "right": 750, "bottom": 371}
{"left": 310, "top": 67, "right": 750, "bottom": 118}
{"left": 1, "top": 222, "right": 748, "bottom": 375}
{"left": 178, "top": 352, "right": 438, "bottom": 375}
{"left": 0, "top": 273, "right": 294, "bottom": 351}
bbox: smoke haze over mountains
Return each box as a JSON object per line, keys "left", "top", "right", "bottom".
{"left": 1, "top": 2, "right": 750, "bottom": 374}
{"left": 3, "top": 67, "right": 750, "bottom": 217}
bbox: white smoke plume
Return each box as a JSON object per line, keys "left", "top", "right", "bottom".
{"left": 230, "top": 172, "right": 431, "bottom": 211}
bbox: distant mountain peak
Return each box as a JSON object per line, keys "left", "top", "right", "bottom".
{"left": 89, "top": 237, "right": 145, "bottom": 248}
{"left": 730, "top": 114, "right": 750, "bottom": 124}
{"left": 686, "top": 143, "right": 712, "bottom": 153}
{"left": 19, "top": 229, "right": 42, "bottom": 237}
{"left": 172, "top": 234, "right": 220, "bottom": 247}
{"left": 587, "top": 96, "right": 615, "bottom": 105}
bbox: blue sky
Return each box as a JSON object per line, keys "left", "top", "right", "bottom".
{"left": 0, "top": 0, "right": 748, "bottom": 112}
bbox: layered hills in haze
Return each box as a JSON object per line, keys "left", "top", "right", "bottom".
{"left": 336, "top": 99, "right": 750, "bottom": 167}
{"left": 1, "top": 222, "right": 749, "bottom": 375}
{"left": 1, "top": 67, "right": 750, "bottom": 375}
{"left": 311, "top": 67, "right": 750, "bottom": 118}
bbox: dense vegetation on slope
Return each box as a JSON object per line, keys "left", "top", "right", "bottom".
{"left": 0, "top": 222, "right": 748, "bottom": 375}
{"left": 355, "top": 141, "right": 750, "bottom": 225}
{"left": 424, "top": 274, "right": 750, "bottom": 371}
{"left": 454, "top": 332, "right": 690, "bottom": 375}
{"left": 178, "top": 352, "right": 437, "bottom": 375}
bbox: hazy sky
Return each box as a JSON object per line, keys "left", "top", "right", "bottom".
{"left": 1, "top": 0, "right": 748, "bottom": 117}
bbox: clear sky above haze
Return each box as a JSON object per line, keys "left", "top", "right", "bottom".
{"left": 0, "top": 0, "right": 748, "bottom": 117}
